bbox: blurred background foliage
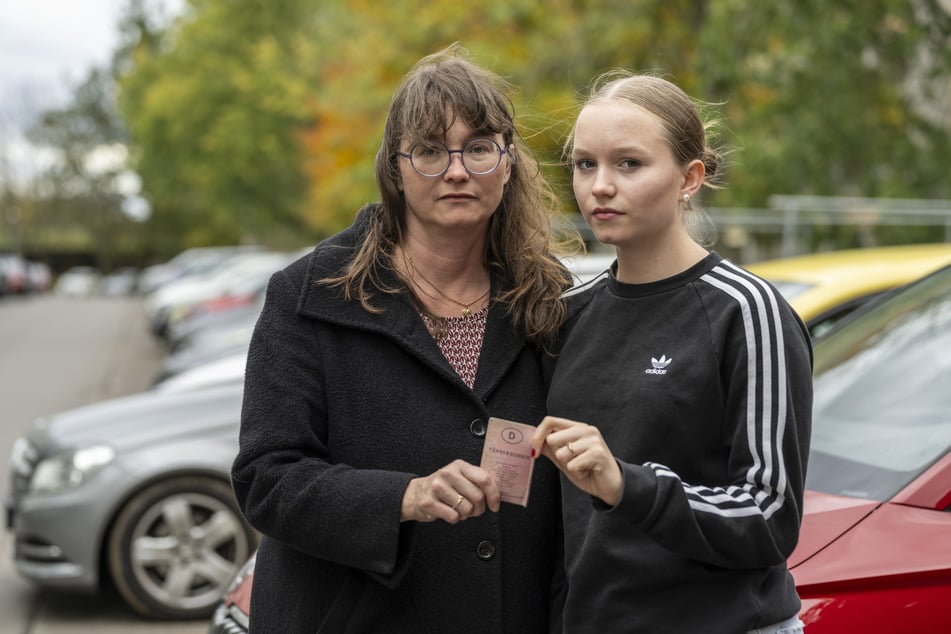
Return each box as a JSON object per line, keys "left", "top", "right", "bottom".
{"left": 3, "top": 0, "right": 951, "bottom": 267}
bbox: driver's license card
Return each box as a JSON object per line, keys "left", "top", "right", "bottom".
{"left": 480, "top": 417, "right": 536, "bottom": 507}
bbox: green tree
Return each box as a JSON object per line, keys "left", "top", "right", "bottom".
{"left": 118, "top": 0, "right": 319, "bottom": 251}
{"left": 697, "top": 0, "right": 951, "bottom": 207}
{"left": 26, "top": 68, "right": 139, "bottom": 269}
{"left": 115, "top": 0, "right": 951, "bottom": 250}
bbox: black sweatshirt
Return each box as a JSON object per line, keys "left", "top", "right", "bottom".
{"left": 548, "top": 253, "right": 813, "bottom": 634}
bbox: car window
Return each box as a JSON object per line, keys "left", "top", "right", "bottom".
{"left": 807, "top": 267, "right": 951, "bottom": 501}
{"left": 807, "top": 292, "right": 888, "bottom": 340}
{"left": 767, "top": 280, "right": 815, "bottom": 301}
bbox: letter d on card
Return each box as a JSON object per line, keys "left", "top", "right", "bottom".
{"left": 480, "top": 417, "right": 536, "bottom": 507}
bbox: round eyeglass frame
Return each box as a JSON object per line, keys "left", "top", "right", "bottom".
{"left": 397, "top": 138, "right": 508, "bottom": 177}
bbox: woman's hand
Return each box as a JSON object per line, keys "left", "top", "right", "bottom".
{"left": 531, "top": 415, "right": 623, "bottom": 507}
{"left": 401, "top": 459, "right": 501, "bottom": 524}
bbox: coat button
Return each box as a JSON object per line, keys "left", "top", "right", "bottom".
{"left": 476, "top": 540, "right": 496, "bottom": 561}
{"left": 469, "top": 419, "right": 486, "bottom": 438}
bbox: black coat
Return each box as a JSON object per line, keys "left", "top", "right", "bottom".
{"left": 232, "top": 206, "right": 564, "bottom": 633}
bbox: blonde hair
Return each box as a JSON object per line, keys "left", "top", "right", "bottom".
{"left": 323, "top": 44, "right": 577, "bottom": 347}
{"left": 567, "top": 70, "right": 725, "bottom": 246}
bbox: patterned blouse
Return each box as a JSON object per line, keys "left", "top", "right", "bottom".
{"left": 419, "top": 302, "right": 489, "bottom": 388}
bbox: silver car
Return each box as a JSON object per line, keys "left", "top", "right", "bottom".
{"left": 5, "top": 380, "right": 256, "bottom": 620}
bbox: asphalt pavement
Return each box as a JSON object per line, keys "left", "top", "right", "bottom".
{"left": 0, "top": 294, "right": 208, "bottom": 634}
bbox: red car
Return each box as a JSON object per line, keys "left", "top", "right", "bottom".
{"left": 208, "top": 549, "right": 254, "bottom": 633}
{"left": 789, "top": 262, "right": 951, "bottom": 632}
{"left": 210, "top": 263, "right": 951, "bottom": 633}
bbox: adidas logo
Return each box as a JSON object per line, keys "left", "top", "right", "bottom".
{"left": 644, "top": 354, "right": 672, "bottom": 375}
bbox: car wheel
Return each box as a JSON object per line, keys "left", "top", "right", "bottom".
{"left": 106, "top": 476, "right": 257, "bottom": 620}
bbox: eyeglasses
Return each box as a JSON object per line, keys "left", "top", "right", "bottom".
{"left": 397, "top": 138, "right": 508, "bottom": 177}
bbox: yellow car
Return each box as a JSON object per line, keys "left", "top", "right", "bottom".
{"left": 746, "top": 243, "right": 951, "bottom": 338}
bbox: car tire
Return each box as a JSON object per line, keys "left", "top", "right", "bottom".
{"left": 106, "top": 476, "right": 257, "bottom": 620}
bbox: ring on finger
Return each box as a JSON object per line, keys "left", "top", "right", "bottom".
{"left": 452, "top": 494, "right": 465, "bottom": 511}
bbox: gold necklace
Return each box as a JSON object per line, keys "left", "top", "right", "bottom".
{"left": 404, "top": 253, "right": 490, "bottom": 317}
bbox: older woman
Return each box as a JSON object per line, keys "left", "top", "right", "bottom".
{"left": 232, "top": 45, "right": 575, "bottom": 633}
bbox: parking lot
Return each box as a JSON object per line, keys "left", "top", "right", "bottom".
{"left": 0, "top": 294, "right": 206, "bottom": 634}
{"left": 3, "top": 252, "right": 950, "bottom": 632}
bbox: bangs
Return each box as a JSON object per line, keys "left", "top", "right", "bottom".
{"left": 397, "top": 59, "right": 514, "bottom": 145}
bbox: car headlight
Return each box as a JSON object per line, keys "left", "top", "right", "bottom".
{"left": 29, "top": 445, "right": 116, "bottom": 494}
{"left": 10, "top": 437, "right": 38, "bottom": 478}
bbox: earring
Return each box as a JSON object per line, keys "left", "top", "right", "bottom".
{"left": 682, "top": 193, "right": 690, "bottom": 202}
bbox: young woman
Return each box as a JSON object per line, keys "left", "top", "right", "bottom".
{"left": 232, "top": 46, "right": 575, "bottom": 633}
{"left": 532, "top": 72, "right": 813, "bottom": 633}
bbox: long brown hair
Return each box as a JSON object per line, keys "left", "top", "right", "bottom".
{"left": 323, "top": 44, "right": 578, "bottom": 347}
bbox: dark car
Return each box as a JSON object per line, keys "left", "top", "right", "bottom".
{"left": 0, "top": 253, "right": 28, "bottom": 295}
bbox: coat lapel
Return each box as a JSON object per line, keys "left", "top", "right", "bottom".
{"left": 294, "top": 205, "right": 533, "bottom": 403}
{"left": 472, "top": 300, "right": 530, "bottom": 402}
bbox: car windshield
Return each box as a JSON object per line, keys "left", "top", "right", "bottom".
{"left": 806, "top": 265, "right": 951, "bottom": 501}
